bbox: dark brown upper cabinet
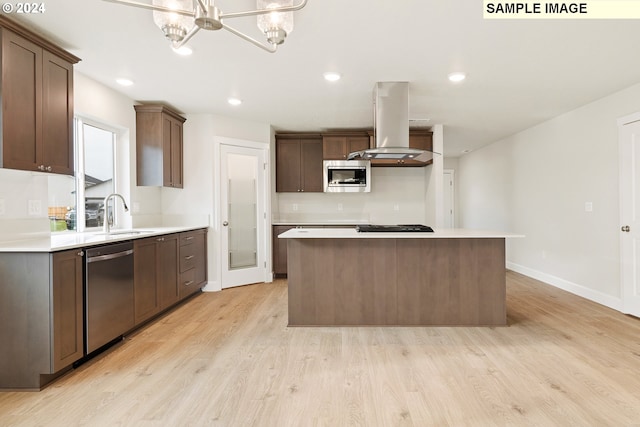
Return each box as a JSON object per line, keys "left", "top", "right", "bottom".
{"left": 275, "top": 133, "right": 323, "bottom": 193}
{"left": 135, "top": 104, "right": 186, "bottom": 188}
{"left": 0, "top": 16, "right": 79, "bottom": 175}
{"left": 370, "top": 129, "right": 434, "bottom": 167}
{"left": 322, "top": 133, "right": 370, "bottom": 160}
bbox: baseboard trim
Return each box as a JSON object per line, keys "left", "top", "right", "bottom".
{"left": 507, "top": 262, "right": 623, "bottom": 312}
{"left": 202, "top": 280, "right": 221, "bottom": 292}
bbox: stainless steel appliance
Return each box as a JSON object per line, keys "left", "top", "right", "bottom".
{"left": 85, "top": 241, "right": 134, "bottom": 354}
{"left": 356, "top": 224, "right": 434, "bottom": 232}
{"left": 347, "top": 82, "right": 439, "bottom": 162}
{"left": 323, "top": 160, "right": 371, "bottom": 193}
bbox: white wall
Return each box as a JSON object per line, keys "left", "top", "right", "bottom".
{"left": 458, "top": 82, "right": 640, "bottom": 310}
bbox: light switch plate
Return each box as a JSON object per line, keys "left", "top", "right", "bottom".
{"left": 585, "top": 202, "right": 593, "bottom": 212}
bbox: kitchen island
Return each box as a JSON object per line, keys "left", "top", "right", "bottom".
{"left": 279, "top": 228, "right": 522, "bottom": 327}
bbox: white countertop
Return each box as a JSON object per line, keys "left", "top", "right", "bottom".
{"left": 0, "top": 225, "right": 209, "bottom": 252}
{"left": 278, "top": 227, "right": 524, "bottom": 239}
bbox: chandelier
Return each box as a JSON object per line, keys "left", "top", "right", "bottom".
{"left": 103, "top": 0, "right": 308, "bottom": 53}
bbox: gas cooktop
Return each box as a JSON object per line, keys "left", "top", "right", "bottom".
{"left": 356, "top": 224, "right": 434, "bottom": 232}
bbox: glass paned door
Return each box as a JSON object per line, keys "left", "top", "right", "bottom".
{"left": 220, "top": 144, "right": 267, "bottom": 288}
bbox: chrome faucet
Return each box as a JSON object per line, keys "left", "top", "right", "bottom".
{"left": 103, "top": 193, "right": 129, "bottom": 234}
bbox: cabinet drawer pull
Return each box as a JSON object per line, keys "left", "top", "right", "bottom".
{"left": 184, "top": 236, "right": 194, "bottom": 241}
{"left": 185, "top": 255, "right": 195, "bottom": 260}
{"left": 184, "top": 280, "right": 194, "bottom": 286}
{"left": 156, "top": 237, "right": 165, "bottom": 242}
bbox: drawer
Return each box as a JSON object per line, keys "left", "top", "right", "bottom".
{"left": 180, "top": 243, "right": 196, "bottom": 273}
{"left": 179, "top": 269, "right": 198, "bottom": 298}
{"left": 180, "top": 231, "right": 200, "bottom": 246}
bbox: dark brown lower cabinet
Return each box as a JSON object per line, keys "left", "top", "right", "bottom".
{"left": 134, "top": 234, "right": 179, "bottom": 323}
{"left": 272, "top": 225, "right": 295, "bottom": 276}
{"left": 51, "top": 249, "right": 84, "bottom": 373}
{"left": 0, "top": 249, "right": 83, "bottom": 390}
{"left": 179, "top": 229, "right": 207, "bottom": 298}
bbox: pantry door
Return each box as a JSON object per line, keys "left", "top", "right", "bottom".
{"left": 219, "top": 143, "right": 268, "bottom": 289}
{"left": 619, "top": 113, "right": 640, "bottom": 317}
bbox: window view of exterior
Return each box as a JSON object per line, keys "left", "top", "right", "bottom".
{"left": 48, "top": 120, "right": 115, "bottom": 231}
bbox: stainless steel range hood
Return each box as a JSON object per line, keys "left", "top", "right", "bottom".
{"left": 348, "top": 81, "right": 437, "bottom": 162}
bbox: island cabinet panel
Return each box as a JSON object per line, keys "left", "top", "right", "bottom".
{"left": 286, "top": 237, "right": 506, "bottom": 326}
{"left": 275, "top": 134, "right": 323, "bottom": 192}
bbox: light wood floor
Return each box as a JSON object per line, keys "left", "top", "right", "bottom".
{"left": 2, "top": 271, "right": 640, "bottom": 426}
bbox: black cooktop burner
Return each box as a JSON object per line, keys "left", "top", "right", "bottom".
{"left": 356, "top": 224, "right": 434, "bottom": 233}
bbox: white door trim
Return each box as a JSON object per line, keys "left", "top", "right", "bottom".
{"left": 208, "top": 136, "right": 272, "bottom": 291}
{"left": 618, "top": 114, "right": 640, "bottom": 316}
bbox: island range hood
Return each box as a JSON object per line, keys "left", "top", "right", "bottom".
{"left": 348, "top": 81, "right": 438, "bottom": 162}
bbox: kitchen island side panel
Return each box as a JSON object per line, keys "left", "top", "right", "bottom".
{"left": 287, "top": 238, "right": 397, "bottom": 326}
{"left": 396, "top": 238, "right": 506, "bottom": 326}
{"left": 287, "top": 237, "right": 506, "bottom": 326}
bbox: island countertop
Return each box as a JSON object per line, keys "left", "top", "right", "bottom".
{"left": 279, "top": 227, "right": 524, "bottom": 239}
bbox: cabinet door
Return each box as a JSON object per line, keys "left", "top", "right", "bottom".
{"left": 347, "top": 136, "right": 370, "bottom": 154}
{"left": 158, "top": 235, "right": 179, "bottom": 310}
{"left": 1, "top": 29, "right": 42, "bottom": 171}
{"left": 42, "top": 51, "right": 74, "bottom": 175}
{"left": 322, "top": 136, "right": 346, "bottom": 160}
{"left": 300, "top": 139, "right": 323, "bottom": 192}
{"left": 133, "top": 238, "right": 160, "bottom": 325}
{"left": 272, "top": 225, "right": 295, "bottom": 276}
{"left": 170, "top": 117, "right": 183, "bottom": 188}
{"left": 276, "top": 139, "right": 302, "bottom": 192}
{"left": 51, "top": 249, "right": 83, "bottom": 372}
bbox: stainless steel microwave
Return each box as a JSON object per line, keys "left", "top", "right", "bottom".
{"left": 323, "top": 160, "right": 371, "bottom": 193}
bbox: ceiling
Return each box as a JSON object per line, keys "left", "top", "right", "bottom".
{"left": 13, "top": 1, "right": 640, "bottom": 156}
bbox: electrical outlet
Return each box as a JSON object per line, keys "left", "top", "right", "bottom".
{"left": 337, "top": 203, "right": 343, "bottom": 211}
{"left": 28, "top": 199, "right": 42, "bottom": 216}
{"left": 132, "top": 202, "right": 141, "bottom": 213}
{"left": 585, "top": 202, "right": 593, "bottom": 212}
{"left": 292, "top": 203, "right": 298, "bottom": 211}
{"left": 393, "top": 204, "right": 400, "bottom": 211}
{"left": 0, "top": 199, "right": 5, "bottom": 216}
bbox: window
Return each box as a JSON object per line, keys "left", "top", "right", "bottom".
{"left": 48, "top": 118, "right": 115, "bottom": 232}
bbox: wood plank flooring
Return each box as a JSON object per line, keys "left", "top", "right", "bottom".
{"left": 1, "top": 271, "right": 640, "bottom": 426}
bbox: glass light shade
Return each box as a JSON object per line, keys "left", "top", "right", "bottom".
{"left": 152, "top": 0, "right": 193, "bottom": 42}
{"left": 256, "top": 0, "right": 294, "bottom": 35}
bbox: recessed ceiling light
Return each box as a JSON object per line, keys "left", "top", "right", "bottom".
{"left": 172, "top": 45, "right": 193, "bottom": 56}
{"left": 323, "top": 72, "right": 341, "bottom": 82}
{"left": 462, "top": 149, "right": 472, "bottom": 154}
{"left": 116, "top": 78, "right": 134, "bottom": 86}
{"left": 448, "top": 72, "right": 466, "bottom": 83}
{"left": 228, "top": 97, "right": 242, "bottom": 106}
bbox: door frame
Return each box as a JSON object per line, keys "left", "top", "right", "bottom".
{"left": 443, "top": 169, "right": 455, "bottom": 228}
{"left": 617, "top": 111, "right": 640, "bottom": 315}
{"left": 212, "top": 136, "right": 272, "bottom": 290}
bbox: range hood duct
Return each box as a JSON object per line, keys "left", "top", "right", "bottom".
{"left": 348, "top": 81, "right": 437, "bottom": 162}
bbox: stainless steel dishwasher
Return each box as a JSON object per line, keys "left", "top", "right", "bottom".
{"left": 85, "top": 241, "right": 135, "bottom": 354}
